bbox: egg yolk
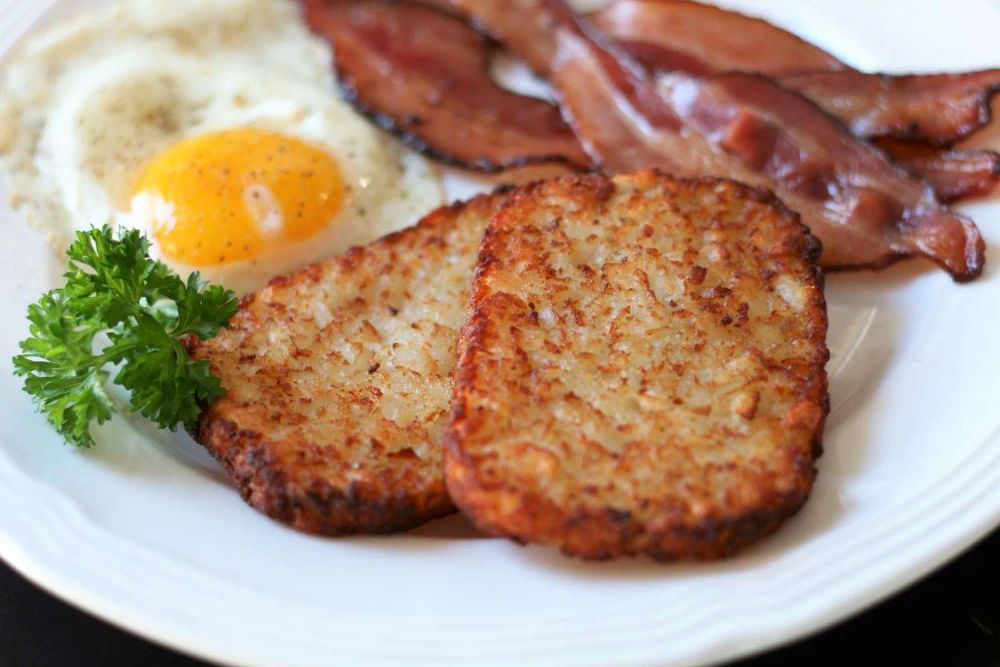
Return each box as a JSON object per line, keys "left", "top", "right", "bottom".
{"left": 131, "top": 129, "right": 344, "bottom": 266}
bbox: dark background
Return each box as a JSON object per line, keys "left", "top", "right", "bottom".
{"left": 1, "top": 527, "right": 997, "bottom": 666}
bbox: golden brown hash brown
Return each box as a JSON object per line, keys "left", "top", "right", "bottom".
{"left": 445, "top": 171, "right": 829, "bottom": 560}
{"left": 192, "top": 190, "right": 508, "bottom": 535}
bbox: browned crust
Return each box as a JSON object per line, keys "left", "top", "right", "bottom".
{"left": 198, "top": 415, "right": 454, "bottom": 534}
{"left": 194, "top": 189, "right": 510, "bottom": 535}
{"left": 445, "top": 170, "right": 829, "bottom": 560}
{"left": 445, "top": 454, "right": 817, "bottom": 560}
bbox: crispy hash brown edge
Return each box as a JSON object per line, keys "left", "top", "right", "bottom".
{"left": 444, "top": 170, "right": 829, "bottom": 560}
{"left": 193, "top": 191, "right": 509, "bottom": 535}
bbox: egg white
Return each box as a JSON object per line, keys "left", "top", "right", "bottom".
{"left": 0, "top": 0, "right": 444, "bottom": 294}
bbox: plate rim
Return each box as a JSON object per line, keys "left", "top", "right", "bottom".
{"left": 0, "top": 459, "right": 997, "bottom": 667}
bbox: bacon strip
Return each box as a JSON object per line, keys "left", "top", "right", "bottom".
{"left": 425, "top": 0, "right": 576, "bottom": 74}
{"left": 462, "top": 0, "right": 985, "bottom": 280}
{"left": 591, "top": 0, "right": 844, "bottom": 77}
{"left": 777, "top": 70, "right": 1000, "bottom": 146}
{"left": 303, "top": 0, "right": 996, "bottom": 205}
{"left": 301, "top": 0, "right": 589, "bottom": 171}
{"left": 880, "top": 141, "right": 1000, "bottom": 203}
{"left": 593, "top": 0, "right": 1000, "bottom": 146}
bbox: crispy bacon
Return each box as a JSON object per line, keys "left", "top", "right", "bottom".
{"left": 304, "top": 0, "right": 996, "bottom": 204}
{"left": 879, "top": 140, "right": 1000, "bottom": 203}
{"left": 777, "top": 70, "right": 1000, "bottom": 147}
{"left": 431, "top": 0, "right": 1000, "bottom": 202}
{"left": 425, "top": 0, "right": 575, "bottom": 74}
{"left": 455, "top": 0, "right": 983, "bottom": 279}
{"left": 346, "top": 0, "right": 988, "bottom": 277}
{"left": 593, "top": 0, "right": 1000, "bottom": 145}
{"left": 301, "top": 0, "right": 986, "bottom": 278}
{"left": 591, "top": 0, "right": 844, "bottom": 77}
{"left": 301, "top": 0, "right": 589, "bottom": 171}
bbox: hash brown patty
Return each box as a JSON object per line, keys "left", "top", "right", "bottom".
{"left": 445, "top": 171, "right": 829, "bottom": 560}
{"left": 193, "top": 190, "right": 507, "bottom": 535}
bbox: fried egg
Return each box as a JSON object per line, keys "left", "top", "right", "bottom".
{"left": 0, "top": 0, "right": 443, "bottom": 294}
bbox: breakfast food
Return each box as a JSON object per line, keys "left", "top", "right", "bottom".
{"left": 192, "top": 191, "right": 508, "bottom": 534}
{"left": 310, "top": 0, "right": 999, "bottom": 206}
{"left": 302, "top": 0, "right": 589, "bottom": 172}
{"left": 0, "top": 0, "right": 443, "bottom": 294}
{"left": 7, "top": 0, "right": 994, "bottom": 561}
{"left": 446, "top": 171, "right": 829, "bottom": 560}
{"left": 432, "top": 0, "right": 1000, "bottom": 148}
{"left": 303, "top": 0, "right": 589, "bottom": 171}
{"left": 593, "top": 0, "right": 1000, "bottom": 145}
{"left": 441, "top": 0, "right": 985, "bottom": 280}
{"left": 307, "top": 0, "right": 997, "bottom": 205}
{"left": 304, "top": 0, "right": 989, "bottom": 282}
{"left": 871, "top": 141, "right": 1000, "bottom": 204}
{"left": 549, "top": 27, "right": 984, "bottom": 280}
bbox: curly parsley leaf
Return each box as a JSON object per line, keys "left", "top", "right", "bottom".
{"left": 12, "top": 226, "right": 239, "bottom": 448}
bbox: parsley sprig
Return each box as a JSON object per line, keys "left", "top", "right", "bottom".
{"left": 13, "top": 226, "right": 239, "bottom": 447}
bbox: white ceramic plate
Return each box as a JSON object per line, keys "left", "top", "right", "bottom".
{"left": 1, "top": 1, "right": 999, "bottom": 666}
